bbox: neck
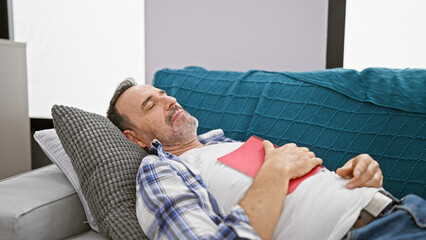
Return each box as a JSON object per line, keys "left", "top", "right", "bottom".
{"left": 163, "top": 138, "right": 204, "bottom": 156}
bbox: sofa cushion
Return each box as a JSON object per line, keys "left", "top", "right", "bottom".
{"left": 153, "top": 66, "right": 264, "bottom": 140}
{"left": 153, "top": 66, "right": 426, "bottom": 199}
{"left": 52, "top": 105, "right": 149, "bottom": 240}
{"left": 0, "top": 165, "right": 91, "bottom": 240}
{"left": 280, "top": 68, "right": 426, "bottom": 113}
{"left": 68, "top": 230, "right": 107, "bottom": 240}
{"left": 248, "top": 72, "right": 426, "bottom": 199}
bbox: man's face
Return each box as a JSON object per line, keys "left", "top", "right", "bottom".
{"left": 115, "top": 85, "right": 198, "bottom": 149}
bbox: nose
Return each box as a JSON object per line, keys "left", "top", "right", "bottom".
{"left": 160, "top": 95, "right": 177, "bottom": 110}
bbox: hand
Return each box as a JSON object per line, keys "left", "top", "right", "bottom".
{"left": 336, "top": 154, "right": 383, "bottom": 189}
{"left": 240, "top": 141, "right": 322, "bottom": 240}
{"left": 262, "top": 141, "right": 323, "bottom": 179}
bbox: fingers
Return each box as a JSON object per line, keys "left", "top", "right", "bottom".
{"left": 346, "top": 169, "right": 371, "bottom": 189}
{"left": 312, "top": 157, "right": 323, "bottom": 166}
{"left": 345, "top": 154, "right": 382, "bottom": 189}
{"left": 280, "top": 144, "right": 316, "bottom": 159}
{"left": 281, "top": 143, "right": 297, "bottom": 150}
{"left": 263, "top": 141, "right": 297, "bottom": 158}
{"left": 351, "top": 155, "right": 365, "bottom": 179}
{"left": 262, "top": 140, "right": 274, "bottom": 154}
{"left": 347, "top": 168, "right": 383, "bottom": 189}
{"left": 287, "top": 156, "right": 322, "bottom": 179}
{"left": 336, "top": 166, "right": 353, "bottom": 179}
{"left": 336, "top": 159, "right": 354, "bottom": 178}
{"left": 262, "top": 141, "right": 322, "bottom": 179}
{"left": 299, "top": 147, "right": 310, "bottom": 152}
{"left": 362, "top": 171, "right": 383, "bottom": 188}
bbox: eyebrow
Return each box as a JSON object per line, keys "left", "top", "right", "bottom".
{"left": 141, "top": 90, "right": 166, "bottom": 109}
{"left": 141, "top": 95, "right": 153, "bottom": 109}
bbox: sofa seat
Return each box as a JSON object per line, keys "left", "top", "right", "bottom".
{"left": 68, "top": 230, "right": 106, "bottom": 240}
{"left": 0, "top": 164, "right": 106, "bottom": 240}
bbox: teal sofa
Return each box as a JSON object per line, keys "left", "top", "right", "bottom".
{"left": 153, "top": 66, "right": 426, "bottom": 199}
{"left": 0, "top": 66, "right": 424, "bottom": 239}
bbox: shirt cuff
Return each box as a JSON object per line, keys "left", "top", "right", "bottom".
{"left": 224, "top": 205, "right": 261, "bottom": 240}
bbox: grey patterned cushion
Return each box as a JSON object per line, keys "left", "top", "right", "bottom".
{"left": 51, "top": 105, "right": 149, "bottom": 240}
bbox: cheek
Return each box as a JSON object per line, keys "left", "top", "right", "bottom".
{"left": 140, "top": 117, "right": 168, "bottom": 136}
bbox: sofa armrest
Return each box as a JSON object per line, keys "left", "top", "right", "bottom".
{"left": 0, "top": 164, "right": 91, "bottom": 240}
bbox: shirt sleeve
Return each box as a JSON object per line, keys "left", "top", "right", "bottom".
{"left": 136, "top": 156, "right": 261, "bottom": 240}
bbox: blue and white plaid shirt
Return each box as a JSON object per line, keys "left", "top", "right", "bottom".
{"left": 136, "top": 129, "right": 261, "bottom": 240}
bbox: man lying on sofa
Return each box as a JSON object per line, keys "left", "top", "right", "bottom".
{"left": 107, "top": 80, "right": 426, "bottom": 240}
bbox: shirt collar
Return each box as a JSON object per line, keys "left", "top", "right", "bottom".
{"left": 148, "top": 129, "right": 227, "bottom": 155}
{"left": 197, "top": 129, "right": 226, "bottom": 144}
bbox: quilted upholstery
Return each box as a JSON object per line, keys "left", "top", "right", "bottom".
{"left": 153, "top": 66, "right": 426, "bottom": 199}
{"left": 52, "top": 105, "right": 149, "bottom": 240}
{"left": 153, "top": 67, "right": 265, "bottom": 140}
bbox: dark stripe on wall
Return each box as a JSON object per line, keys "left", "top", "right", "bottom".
{"left": 30, "top": 118, "right": 54, "bottom": 170}
{"left": 326, "top": 0, "right": 346, "bottom": 69}
{"left": 31, "top": 118, "right": 54, "bottom": 131}
{"left": 0, "top": 0, "right": 9, "bottom": 39}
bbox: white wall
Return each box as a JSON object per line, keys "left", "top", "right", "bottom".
{"left": 0, "top": 39, "right": 31, "bottom": 179}
{"left": 12, "top": 0, "right": 144, "bottom": 118}
{"left": 145, "top": 0, "right": 329, "bottom": 84}
{"left": 344, "top": 0, "right": 426, "bottom": 70}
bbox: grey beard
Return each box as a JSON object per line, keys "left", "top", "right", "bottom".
{"left": 168, "top": 115, "right": 199, "bottom": 144}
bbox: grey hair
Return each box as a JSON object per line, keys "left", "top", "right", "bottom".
{"left": 107, "top": 78, "right": 137, "bottom": 131}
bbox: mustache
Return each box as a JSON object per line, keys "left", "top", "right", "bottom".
{"left": 167, "top": 105, "right": 183, "bottom": 123}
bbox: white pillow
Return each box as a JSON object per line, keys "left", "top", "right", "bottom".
{"left": 34, "top": 129, "right": 99, "bottom": 232}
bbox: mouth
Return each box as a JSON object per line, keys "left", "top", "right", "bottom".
{"left": 172, "top": 109, "right": 184, "bottom": 122}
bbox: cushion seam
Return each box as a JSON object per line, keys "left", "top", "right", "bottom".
{"left": 15, "top": 191, "right": 81, "bottom": 233}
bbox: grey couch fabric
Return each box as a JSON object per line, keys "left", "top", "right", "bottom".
{"left": 69, "top": 230, "right": 109, "bottom": 240}
{"left": 0, "top": 164, "right": 99, "bottom": 240}
{"left": 52, "top": 105, "right": 149, "bottom": 240}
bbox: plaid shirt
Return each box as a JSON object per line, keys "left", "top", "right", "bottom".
{"left": 136, "top": 129, "right": 261, "bottom": 240}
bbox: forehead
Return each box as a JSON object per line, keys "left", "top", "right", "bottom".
{"left": 115, "top": 85, "right": 161, "bottom": 114}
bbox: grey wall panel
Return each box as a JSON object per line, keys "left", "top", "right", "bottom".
{"left": 145, "top": 0, "right": 328, "bottom": 84}
{"left": 0, "top": 39, "right": 31, "bottom": 179}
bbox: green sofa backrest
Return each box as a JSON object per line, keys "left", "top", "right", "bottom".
{"left": 153, "top": 66, "right": 426, "bottom": 199}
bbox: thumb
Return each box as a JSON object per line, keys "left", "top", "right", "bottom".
{"left": 336, "top": 165, "right": 353, "bottom": 178}
{"left": 262, "top": 140, "right": 274, "bottom": 154}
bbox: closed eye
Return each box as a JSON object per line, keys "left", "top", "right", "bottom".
{"left": 148, "top": 103, "right": 155, "bottom": 110}
{"left": 143, "top": 89, "right": 165, "bottom": 112}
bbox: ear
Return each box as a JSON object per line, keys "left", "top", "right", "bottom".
{"left": 123, "top": 129, "right": 150, "bottom": 149}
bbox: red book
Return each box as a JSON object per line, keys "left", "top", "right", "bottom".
{"left": 218, "top": 136, "right": 322, "bottom": 194}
